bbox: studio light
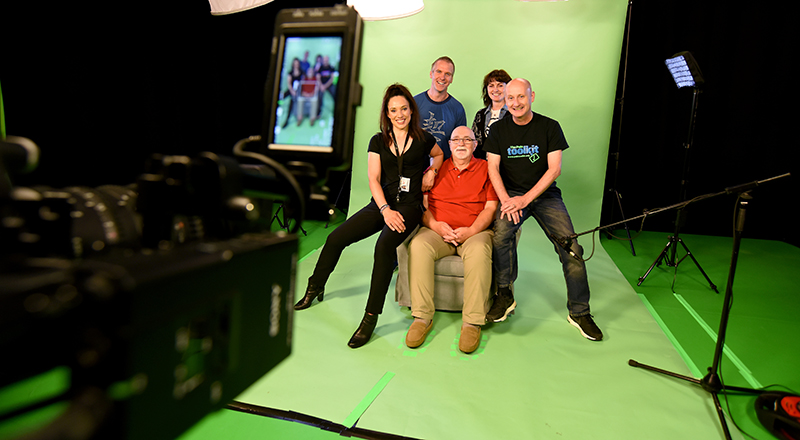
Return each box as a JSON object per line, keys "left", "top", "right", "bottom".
{"left": 346, "top": 0, "right": 424, "bottom": 20}
{"left": 665, "top": 51, "right": 704, "bottom": 88}
{"left": 208, "top": 0, "right": 274, "bottom": 15}
{"left": 639, "top": 50, "right": 714, "bottom": 292}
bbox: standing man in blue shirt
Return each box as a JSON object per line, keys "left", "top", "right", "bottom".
{"left": 414, "top": 56, "right": 467, "bottom": 159}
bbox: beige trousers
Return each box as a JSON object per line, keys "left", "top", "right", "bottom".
{"left": 408, "top": 227, "right": 493, "bottom": 325}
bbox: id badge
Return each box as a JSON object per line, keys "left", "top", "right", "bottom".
{"left": 399, "top": 176, "right": 410, "bottom": 193}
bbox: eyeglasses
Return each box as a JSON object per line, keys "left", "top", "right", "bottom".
{"left": 449, "top": 138, "right": 475, "bottom": 144}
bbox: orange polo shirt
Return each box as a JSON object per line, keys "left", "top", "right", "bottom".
{"left": 426, "top": 157, "right": 498, "bottom": 229}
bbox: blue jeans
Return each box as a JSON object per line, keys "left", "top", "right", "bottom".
{"left": 492, "top": 186, "right": 591, "bottom": 317}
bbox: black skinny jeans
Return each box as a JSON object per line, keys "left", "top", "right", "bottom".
{"left": 309, "top": 201, "right": 423, "bottom": 315}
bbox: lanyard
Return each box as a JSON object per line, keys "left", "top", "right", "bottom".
{"left": 390, "top": 130, "right": 409, "bottom": 175}
{"left": 389, "top": 130, "right": 410, "bottom": 202}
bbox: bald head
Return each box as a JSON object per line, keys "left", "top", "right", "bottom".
{"left": 505, "top": 78, "right": 535, "bottom": 124}
{"left": 451, "top": 126, "right": 475, "bottom": 141}
{"left": 507, "top": 78, "right": 531, "bottom": 94}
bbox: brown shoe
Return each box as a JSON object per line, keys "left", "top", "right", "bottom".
{"left": 459, "top": 324, "right": 481, "bottom": 354}
{"left": 405, "top": 319, "right": 433, "bottom": 348}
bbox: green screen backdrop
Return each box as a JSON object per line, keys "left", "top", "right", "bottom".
{"left": 347, "top": 0, "right": 627, "bottom": 233}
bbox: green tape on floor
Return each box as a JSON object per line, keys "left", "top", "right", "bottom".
{"left": 638, "top": 293, "right": 702, "bottom": 378}
{"left": 342, "top": 372, "right": 396, "bottom": 429}
{"left": 298, "top": 247, "right": 320, "bottom": 263}
{"left": 673, "top": 294, "right": 763, "bottom": 389}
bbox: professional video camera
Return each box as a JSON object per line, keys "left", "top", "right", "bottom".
{"left": 0, "top": 5, "right": 362, "bottom": 440}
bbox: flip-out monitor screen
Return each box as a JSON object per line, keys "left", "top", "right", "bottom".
{"left": 271, "top": 35, "right": 343, "bottom": 153}
{"left": 262, "top": 5, "right": 362, "bottom": 170}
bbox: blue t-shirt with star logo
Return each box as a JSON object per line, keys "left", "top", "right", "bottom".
{"left": 413, "top": 91, "right": 466, "bottom": 159}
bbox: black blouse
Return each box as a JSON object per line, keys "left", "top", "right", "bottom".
{"left": 367, "top": 131, "right": 436, "bottom": 206}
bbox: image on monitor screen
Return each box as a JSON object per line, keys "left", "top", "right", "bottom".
{"left": 272, "top": 35, "right": 343, "bottom": 153}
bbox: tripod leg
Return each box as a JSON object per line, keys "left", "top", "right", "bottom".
{"left": 605, "top": 189, "right": 637, "bottom": 256}
{"left": 628, "top": 359, "right": 702, "bottom": 384}
{"left": 282, "top": 205, "right": 307, "bottom": 236}
{"left": 614, "top": 190, "right": 636, "bottom": 256}
{"left": 271, "top": 204, "right": 286, "bottom": 230}
{"left": 637, "top": 239, "right": 675, "bottom": 286}
{"left": 710, "top": 392, "right": 733, "bottom": 440}
{"left": 676, "top": 238, "right": 719, "bottom": 292}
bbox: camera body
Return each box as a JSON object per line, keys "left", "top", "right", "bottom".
{"left": 1, "top": 6, "right": 363, "bottom": 438}
{"left": 1, "top": 151, "right": 296, "bottom": 440}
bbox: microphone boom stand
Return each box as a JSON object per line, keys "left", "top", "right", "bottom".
{"left": 563, "top": 173, "right": 790, "bottom": 440}
{"left": 629, "top": 189, "right": 758, "bottom": 440}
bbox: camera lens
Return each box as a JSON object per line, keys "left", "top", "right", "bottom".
{"left": 63, "top": 185, "right": 141, "bottom": 256}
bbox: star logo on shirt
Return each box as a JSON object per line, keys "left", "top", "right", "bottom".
{"left": 421, "top": 112, "right": 446, "bottom": 140}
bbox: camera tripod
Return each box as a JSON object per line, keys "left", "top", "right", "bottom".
{"left": 272, "top": 203, "right": 307, "bottom": 236}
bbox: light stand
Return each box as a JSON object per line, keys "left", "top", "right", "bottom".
{"left": 638, "top": 51, "right": 715, "bottom": 292}
{"left": 604, "top": 0, "right": 636, "bottom": 256}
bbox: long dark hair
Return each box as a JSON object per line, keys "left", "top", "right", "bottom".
{"left": 481, "top": 69, "right": 512, "bottom": 107}
{"left": 379, "top": 83, "right": 426, "bottom": 147}
{"left": 290, "top": 57, "right": 302, "bottom": 74}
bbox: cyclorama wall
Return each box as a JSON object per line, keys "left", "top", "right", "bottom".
{"left": 348, "top": 0, "right": 627, "bottom": 233}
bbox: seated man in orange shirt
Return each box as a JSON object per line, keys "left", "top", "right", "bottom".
{"left": 296, "top": 66, "right": 319, "bottom": 126}
{"left": 405, "top": 126, "right": 499, "bottom": 353}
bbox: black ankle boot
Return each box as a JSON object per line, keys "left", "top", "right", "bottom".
{"left": 348, "top": 312, "right": 378, "bottom": 348}
{"left": 294, "top": 281, "right": 324, "bottom": 310}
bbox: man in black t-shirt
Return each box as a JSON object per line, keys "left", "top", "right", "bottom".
{"left": 483, "top": 78, "right": 603, "bottom": 341}
{"left": 316, "top": 55, "right": 337, "bottom": 118}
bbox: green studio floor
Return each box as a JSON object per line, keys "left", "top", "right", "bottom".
{"left": 177, "top": 225, "right": 799, "bottom": 440}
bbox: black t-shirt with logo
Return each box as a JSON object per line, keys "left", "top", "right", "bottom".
{"left": 483, "top": 112, "right": 569, "bottom": 194}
